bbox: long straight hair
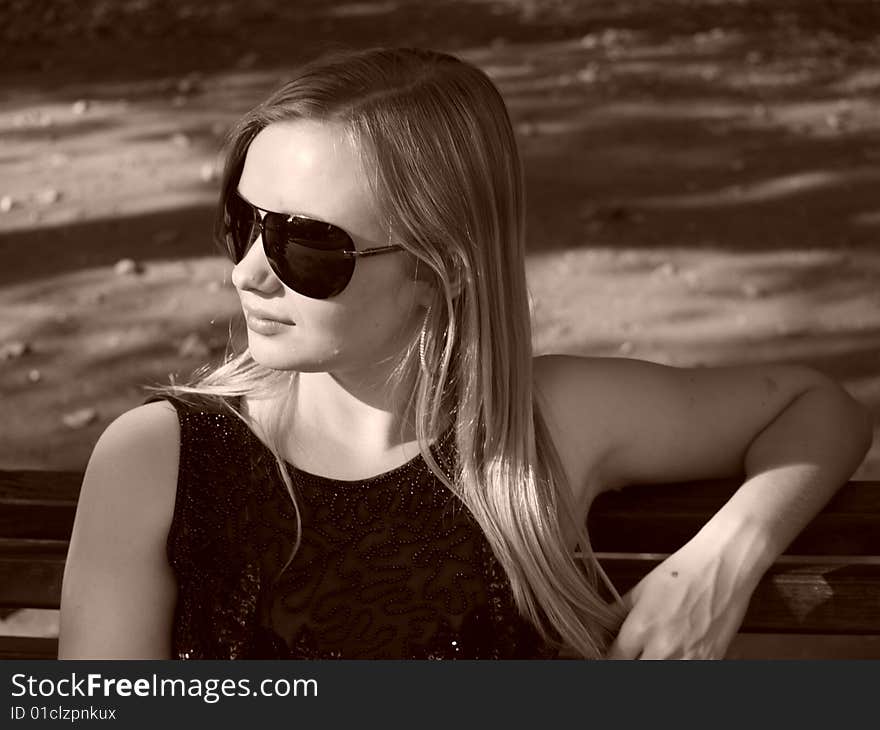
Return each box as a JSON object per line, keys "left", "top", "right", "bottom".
{"left": 150, "top": 47, "right": 623, "bottom": 657}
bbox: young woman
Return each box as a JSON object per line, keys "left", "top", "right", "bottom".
{"left": 58, "top": 48, "right": 872, "bottom": 660}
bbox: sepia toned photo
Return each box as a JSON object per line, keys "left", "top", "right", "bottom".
{"left": 1, "top": 0, "right": 878, "bottom": 663}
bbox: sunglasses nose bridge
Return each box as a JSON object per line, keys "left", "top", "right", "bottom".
{"left": 231, "top": 217, "right": 266, "bottom": 266}
{"left": 247, "top": 219, "right": 264, "bottom": 248}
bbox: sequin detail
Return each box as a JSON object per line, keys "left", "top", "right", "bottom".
{"left": 155, "top": 396, "right": 556, "bottom": 659}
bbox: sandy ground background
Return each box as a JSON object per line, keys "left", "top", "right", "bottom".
{"left": 1, "top": 0, "right": 878, "bottom": 643}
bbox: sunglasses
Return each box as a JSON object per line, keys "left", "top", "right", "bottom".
{"left": 223, "top": 190, "right": 403, "bottom": 299}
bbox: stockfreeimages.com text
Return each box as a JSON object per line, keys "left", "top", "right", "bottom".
{"left": 11, "top": 673, "right": 317, "bottom": 704}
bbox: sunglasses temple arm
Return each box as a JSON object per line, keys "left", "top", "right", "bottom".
{"left": 343, "top": 245, "right": 403, "bottom": 258}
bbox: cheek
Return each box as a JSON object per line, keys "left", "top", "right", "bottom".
{"left": 326, "top": 299, "right": 402, "bottom": 345}
{"left": 323, "top": 285, "right": 415, "bottom": 353}
{"left": 299, "top": 299, "right": 386, "bottom": 351}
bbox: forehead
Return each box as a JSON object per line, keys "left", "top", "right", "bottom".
{"left": 238, "top": 120, "right": 379, "bottom": 233}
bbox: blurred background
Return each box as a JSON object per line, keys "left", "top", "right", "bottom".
{"left": 3, "top": 0, "right": 879, "bottom": 469}
{"left": 1, "top": 0, "right": 879, "bottom": 636}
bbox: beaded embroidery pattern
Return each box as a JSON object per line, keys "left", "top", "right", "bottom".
{"left": 156, "top": 397, "right": 557, "bottom": 659}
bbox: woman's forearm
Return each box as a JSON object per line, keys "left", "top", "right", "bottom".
{"left": 688, "top": 381, "right": 873, "bottom": 581}
{"left": 602, "top": 374, "right": 872, "bottom": 659}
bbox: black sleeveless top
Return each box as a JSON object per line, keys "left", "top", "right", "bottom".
{"left": 155, "top": 396, "right": 557, "bottom": 659}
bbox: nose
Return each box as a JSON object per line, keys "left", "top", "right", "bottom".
{"left": 230, "top": 231, "right": 283, "bottom": 293}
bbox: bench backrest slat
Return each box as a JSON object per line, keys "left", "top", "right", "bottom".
{"left": 0, "top": 538, "right": 68, "bottom": 609}
{"left": 588, "top": 479, "right": 880, "bottom": 555}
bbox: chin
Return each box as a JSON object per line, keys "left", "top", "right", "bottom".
{"left": 246, "top": 332, "right": 335, "bottom": 373}
{"left": 246, "top": 333, "right": 300, "bottom": 371}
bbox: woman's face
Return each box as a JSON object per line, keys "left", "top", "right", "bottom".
{"left": 232, "top": 120, "right": 430, "bottom": 376}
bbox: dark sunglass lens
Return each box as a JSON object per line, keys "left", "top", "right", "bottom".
{"left": 268, "top": 244, "right": 354, "bottom": 299}
{"left": 225, "top": 194, "right": 258, "bottom": 261}
{"left": 267, "top": 216, "right": 351, "bottom": 252}
{"left": 262, "top": 216, "right": 354, "bottom": 299}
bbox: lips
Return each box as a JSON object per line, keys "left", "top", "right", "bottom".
{"left": 245, "top": 312, "right": 294, "bottom": 336}
{"left": 243, "top": 307, "right": 295, "bottom": 325}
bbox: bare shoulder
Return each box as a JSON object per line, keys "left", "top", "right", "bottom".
{"left": 534, "top": 353, "right": 844, "bottom": 500}
{"left": 534, "top": 352, "right": 661, "bottom": 414}
{"left": 83, "top": 400, "right": 181, "bottom": 498}
{"left": 76, "top": 399, "right": 181, "bottom": 542}
{"left": 533, "top": 352, "right": 635, "bottom": 425}
{"left": 59, "top": 400, "right": 181, "bottom": 658}
{"left": 532, "top": 354, "right": 619, "bottom": 510}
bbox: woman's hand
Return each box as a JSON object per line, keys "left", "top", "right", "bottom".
{"left": 605, "top": 535, "right": 763, "bottom": 660}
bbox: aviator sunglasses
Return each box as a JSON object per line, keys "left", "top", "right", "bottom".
{"left": 223, "top": 190, "right": 403, "bottom": 299}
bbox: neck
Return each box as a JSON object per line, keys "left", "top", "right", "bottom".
{"left": 295, "top": 368, "right": 419, "bottom": 449}
{"left": 242, "top": 362, "right": 456, "bottom": 479}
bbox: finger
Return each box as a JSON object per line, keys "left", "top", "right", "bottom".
{"left": 606, "top": 639, "right": 642, "bottom": 660}
{"left": 618, "top": 589, "right": 636, "bottom": 611}
{"left": 606, "top": 623, "right": 643, "bottom": 660}
{"left": 638, "top": 644, "right": 678, "bottom": 660}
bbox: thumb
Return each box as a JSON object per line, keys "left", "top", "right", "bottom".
{"left": 606, "top": 591, "right": 640, "bottom": 660}
{"left": 606, "top": 626, "right": 642, "bottom": 660}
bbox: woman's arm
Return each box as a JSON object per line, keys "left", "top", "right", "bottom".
{"left": 58, "top": 401, "right": 181, "bottom": 659}
{"left": 534, "top": 354, "right": 873, "bottom": 659}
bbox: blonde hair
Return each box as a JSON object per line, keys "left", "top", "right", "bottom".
{"left": 149, "top": 47, "right": 623, "bottom": 657}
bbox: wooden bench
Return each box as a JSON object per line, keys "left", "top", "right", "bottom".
{"left": 2, "top": 469, "right": 878, "bottom": 659}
